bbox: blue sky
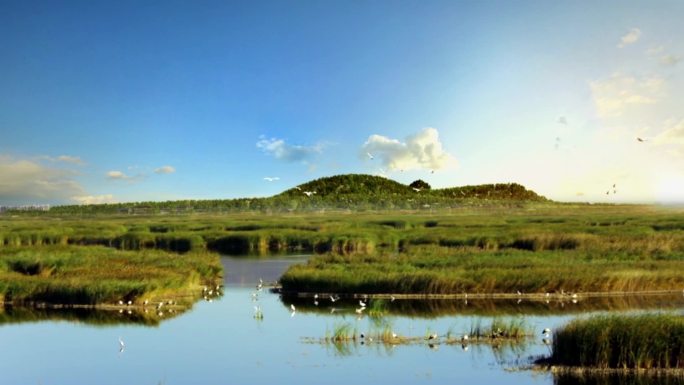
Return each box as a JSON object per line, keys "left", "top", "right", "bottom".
{"left": 1, "top": 0, "right": 683, "bottom": 205}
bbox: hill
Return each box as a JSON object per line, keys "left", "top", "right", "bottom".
{"left": 33, "top": 174, "right": 548, "bottom": 215}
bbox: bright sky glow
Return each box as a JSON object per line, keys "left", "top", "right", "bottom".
{"left": 1, "top": 1, "right": 683, "bottom": 205}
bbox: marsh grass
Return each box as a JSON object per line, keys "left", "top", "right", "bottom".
{"left": 551, "top": 314, "right": 684, "bottom": 369}
{"left": 0, "top": 245, "right": 221, "bottom": 305}
{"left": 2, "top": 205, "right": 684, "bottom": 296}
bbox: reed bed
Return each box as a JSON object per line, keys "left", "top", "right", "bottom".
{"left": 0, "top": 245, "right": 222, "bottom": 305}
{"left": 551, "top": 314, "right": 684, "bottom": 369}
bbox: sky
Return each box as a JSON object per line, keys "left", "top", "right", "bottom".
{"left": 1, "top": 0, "right": 683, "bottom": 205}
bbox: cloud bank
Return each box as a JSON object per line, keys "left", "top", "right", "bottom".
{"left": 0, "top": 155, "right": 85, "bottom": 204}
{"left": 256, "top": 136, "right": 323, "bottom": 162}
{"left": 361, "top": 127, "right": 457, "bottom": 171}
{"left": 71, "top": 194, "right": 117, "bottom": 205}
{"left": 590, "top": 73, "right": 664, "bottom": 117}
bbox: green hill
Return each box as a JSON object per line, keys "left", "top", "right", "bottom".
{"left": 34, "top": 174, "right": 548, "bottom": 215}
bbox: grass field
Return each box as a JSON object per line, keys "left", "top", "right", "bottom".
{"left": 1, "top": 204, "right": 683, "bottom": 299}
{"left": 0, "top": 245, "right": 222, "bottom": 305}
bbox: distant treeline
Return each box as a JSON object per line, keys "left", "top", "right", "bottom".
{"left": 12, "top": 174, "right": 547, "bottom": 216}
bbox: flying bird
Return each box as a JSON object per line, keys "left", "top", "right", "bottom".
{"left": 367, "top": 152, "right": 374, "bottom": 160}
{"left": 637, "top": 137, "right": 646, "bottom": 142}
{"left": 263, "top": 177, "right": 280, "bottom": 182}
{"left": 118, "top": 337, "right": 125, "bottom": 353}
{"left": 303, "top": 191, "right": 316, "bottom": 197}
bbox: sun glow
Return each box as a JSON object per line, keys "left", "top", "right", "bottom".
{"left": 655, "top": 176, "right": 684, "bottom": 203}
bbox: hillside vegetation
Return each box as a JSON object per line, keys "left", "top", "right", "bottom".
{"left": 32, "top": 174, "right": 547, "bottom": 215}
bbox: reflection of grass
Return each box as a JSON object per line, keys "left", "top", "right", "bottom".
{"left": 551, "top": 314, "right": 684, "bottom": 369}
{"left": 317, "top": 318, "right": 531, "bottom": 347}
{"left": 0, "top": 245, "right": 222, "bottom": 305}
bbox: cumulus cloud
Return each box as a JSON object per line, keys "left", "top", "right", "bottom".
{"left": 589, "top": 73, "right": 664, "bottom": 117}
{"left": 71, "top": 194, "right": 117, "bottom": 205}
{"left": 0, "top": 155, "right": 85, "bottom": 204}
{"left": 361, "top": 127, "right": 457, "bottom": 171}
{"left": 256, "top": 136, "right": 323, "bottom": 162}
{"left": 154, "top": 165, "right": 176, "bottom": 174}
{"left": 106, "top": 170, "right": 128, "bottom": 180}
{"left": 617, "top": 28, "right": 641, "bottom": 48}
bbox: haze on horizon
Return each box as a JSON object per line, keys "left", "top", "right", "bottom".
{"left": 1, "top": 1, "right": 683, "bottom": 206}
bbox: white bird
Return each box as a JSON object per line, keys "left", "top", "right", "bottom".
{"left": 392, "top": 332, "right": 398, "bottom": 339}
{"left": 390, "top": 295, "right": 396, "bottom": 302}
{"left": 263, "top": 177, "right": 280, "bottom": 182}
{"left": 118, "top": 300, "right": 124, "bottom": 305}
{"left": 303, "top": 191, "right": 315, "bottom": 197}
{"left": 127, "top": 300, "right": 132, "bottom": 306}
{"left": 428, "top": 333, "right": 438, "bottom": 340}
{"left": 330, "top": 295, "right": 338, "bottom": 303}
{"left": 118, "top": 337, "right": 125, "bottom": 352}
{"left": 143, "top": 300, "right": 149, "bottom": 306}
{"left": 290, "top": 304, "right": 296, "bottom": 312}
{"left": 313, "top": 300, "right": 319, "bottom": 306}
{"left": 461, "top": 334, "right": 469, "bottom": 342}
{"left": 412, "top": 187, "right": 421, "bottom": 192}
{"left": 542, "top": 328, "right": 551, "bottom": 335}
{"left": 359, "top": 300, "right": 366, "bottom": 308}
{"left": 367, "top": 152, "right": 374, "bottom": 160}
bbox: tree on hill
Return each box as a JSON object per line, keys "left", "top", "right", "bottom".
{"left": 409, "top": 179, "right": 431, "bottom": 190}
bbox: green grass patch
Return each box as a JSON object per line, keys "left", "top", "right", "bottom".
{"left": 551, "top": 314, "right": 684, "bottom": 369}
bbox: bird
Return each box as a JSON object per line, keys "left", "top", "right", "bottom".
{"left": 143, "top": 300, "right": 149, "bottom": 306}
{"left": 118, "top": 300, "right": 124, "bottom": 305}
{"left": 290, "top": 304, "right": 296, "bottom": 312}
{"left": 359, "top": 300, "right": 366, "bottom": 308}
{"left": 127, "top": 300, "right": 132, "bottom": 306}
{"left": 330, "top": 295, "right": 338, "bottom": 303}
{"left": 391, "top": 332, "right": 398, "bottom": 339}
{"left": 390, "top": 295, "right": 396, "bottom": 302}
{"left": 303, "top": 191, "right": 315, "bottom": 197}
{"left": 263, "top": 177, "right": 280, "bottom": 182}
{"left": 355, "top": 307, "right": 365, "bottom": 314}
{"left": 427, "top": 333, "right": 438, "bottom": 340}
{"left": 461, "top": 334, "right": 469, "bottom": 343}
{"left": 517, "top": 290, "right": 522, "bottom": 296}
{"left": 313, "top": 300, "right": 319, "bottom": 306}
{"left": 412, "top": 187, "right": 421, "bottom": 192}
{"left": 367, "top": 152, "right": 374, "bottom": 160}
{"left": 118, "top": 337, "right": 125, "bottom": 353}
{"left": 637, "top": 137, "right": 646, "bottom": 142}
{"left": 542, "top": 328, "right": 551, "bottom": 335}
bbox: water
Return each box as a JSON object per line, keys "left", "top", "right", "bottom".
{"left": 1, "top": 255, "right": 683, "bottom": 385}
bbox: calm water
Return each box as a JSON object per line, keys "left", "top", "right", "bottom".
{"left": 1, "top": 255, "right": 683, "bottom": 385}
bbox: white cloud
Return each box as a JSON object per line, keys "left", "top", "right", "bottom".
{"left": 660, "top": 54, "right": 681, "bottom": 66}
{"left": 654, "top": 119, "right": 684, "bottom": 145}
{"left": 71, "top": 194, "right": 117, "bottom": 205}
{"left": 256, "top": 136, "right": 323, "bottom": 162}
{"left": 106, "top": 170, "right": 129, "bottom": 180}
{"left": 589, "top": 73, "right": 664, "bottom": 117}
{"left": 0, "top": 155, "right": 85, "bottom": 204}
{"left": 361, "top": 127, "right": 457, "bottom": 171}
{"left": 56, "top": 155, "right": 85, "bottom": 165}
{"left": 154, "top": 165, "right": 176, "bottom": 174}
{"left": 617, "top": 28, "right": 641, "bottom": 48}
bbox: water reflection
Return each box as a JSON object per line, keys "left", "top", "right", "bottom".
{"left": 0, "top": 306, "right": 163, "bottom": 326}
{"left": 554, "top": 373, "right": 684, "bottom": 385}
{"left": 281, "top": 294, "right": 684, "bottom": 318}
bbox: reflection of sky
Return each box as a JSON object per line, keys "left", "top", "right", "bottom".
{"left": 0, "top": 256, "right": 680, "bottom": 384}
